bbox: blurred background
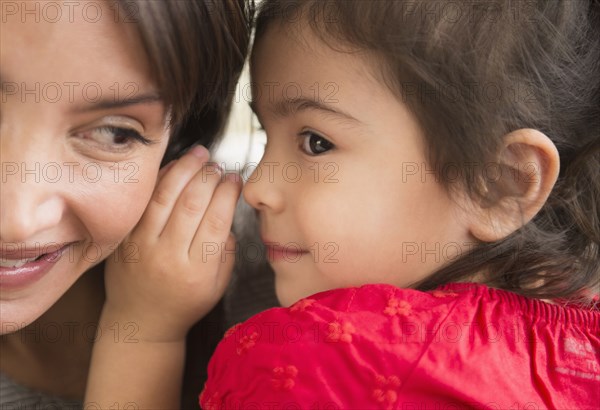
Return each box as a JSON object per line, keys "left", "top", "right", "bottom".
{"left": 211, "top": 44, "right": 266, "bottom": 174}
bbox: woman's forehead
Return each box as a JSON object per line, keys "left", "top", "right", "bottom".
{"left": 0, "top": 1, "right": 156, "bottom": 103}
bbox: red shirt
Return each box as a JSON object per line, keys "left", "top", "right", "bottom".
{"left": 201, "top": 283, "right": 600, "bottom": 409}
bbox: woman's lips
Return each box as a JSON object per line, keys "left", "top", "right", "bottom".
{"left": 0, "top": 242, "right": 68, "bottom": 259}
{"left": 0, "top": 243, "right": 73, "bottom": 289}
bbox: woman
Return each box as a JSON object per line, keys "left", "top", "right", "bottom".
{"left": 0, "top": 0, "right": 252, "bottom": 407}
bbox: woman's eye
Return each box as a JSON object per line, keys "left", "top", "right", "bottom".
{"left": 78, "top": 126, "right": 151, "bottom": 148}
{"left": 300, "top": 131, "right": 334, "bottom": 155}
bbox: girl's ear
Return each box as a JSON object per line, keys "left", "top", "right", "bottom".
{"left": 468, "top": 128, "right": 560, "bottom": 242}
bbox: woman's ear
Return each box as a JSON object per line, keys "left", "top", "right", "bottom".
{"left": 468, "top": 128, "right": 560, "bottom": 242}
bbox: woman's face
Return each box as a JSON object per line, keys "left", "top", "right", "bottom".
{"left": 0, "top": 1, "right": 170, "bottom": 332}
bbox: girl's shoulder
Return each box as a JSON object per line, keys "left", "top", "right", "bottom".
{"left": 202, "top": 284, "right": 599, "bottom": 409}
{"left": 226, "top": 282, "right": 599, "bottom": 334}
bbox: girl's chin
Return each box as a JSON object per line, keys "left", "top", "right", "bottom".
{"left": 275, "top": 283, "right": 313, "bottom": 308}
{"left": 274, "top": 285, "right": 293, "bottom": 307}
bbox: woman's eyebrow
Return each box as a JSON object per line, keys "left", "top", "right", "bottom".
{"left": 72, "top": 93, "right": 163, "bottom": 113}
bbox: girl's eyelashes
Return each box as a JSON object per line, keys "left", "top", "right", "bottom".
{"left": 299, "top": 130, "right": 335, "bottom": 156}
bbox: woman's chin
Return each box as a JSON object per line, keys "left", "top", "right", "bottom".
{"left": 0, "top": 297, "right": 54, "bottom": 334}
{"left": 0, "top": 258, "right": 89, "bottom": 334}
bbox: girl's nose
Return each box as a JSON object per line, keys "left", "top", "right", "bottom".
{"left": 242, "top": 157, "right": 286, "bottom": 214}
{"left": 0, "top": 162, "right": 66, "bottom": 243}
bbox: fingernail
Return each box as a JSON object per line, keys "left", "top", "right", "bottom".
{"left": 189, "top": 145, "right": 209, "bottom": 159}
{"left": 225, "top": 173, "right": 241, "bottom": 183}
{"left": 205, "top": 162, "right": 222, "bottom": 175}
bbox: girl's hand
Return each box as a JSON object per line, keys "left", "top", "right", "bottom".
{"left": 102, "top": 146, "right": 241, "bottom": 342}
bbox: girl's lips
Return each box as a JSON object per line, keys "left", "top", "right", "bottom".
{"left": 0, "top": 244, "right": 73, "bottom": 289}
{"left": 264, "top": 243, "right": 308, "bottom": 262}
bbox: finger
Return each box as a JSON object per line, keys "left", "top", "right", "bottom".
{"left": 191, "top": 173, "right": 242, "bottom": 261}
{"left": 136, "top": 145, "right": 210, "bottom": 238}
{"left": 214, "top": 233, "right": 237, "bottom": 293}
{"left": 157, "top": 159, "right": 176, "bottom": 182}
{"left": 159, "top": 162, "right": 224, "bottom": 248}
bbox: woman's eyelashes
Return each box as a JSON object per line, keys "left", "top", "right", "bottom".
{"left": 75, "top": 126, "right": 153, "bottom": 152}
{"left": 100, "top": 126, "right": 152, "bottom": 145}
{"left": 299, "top": 130, "right": 335, "bottom": 156}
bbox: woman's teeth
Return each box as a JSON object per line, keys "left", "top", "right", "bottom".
{"left": 0, "top": 256, "right": 42, "bottom": 268}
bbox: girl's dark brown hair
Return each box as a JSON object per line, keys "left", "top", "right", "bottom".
{"left": 254, "top": 0, "right": 600, "bottom": 300}
{"left": 119, "top": 0, "right": 253, "bottom": 163}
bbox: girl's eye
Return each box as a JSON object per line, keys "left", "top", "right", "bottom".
{"left": 300, "top": 131, "right": 334, "bottom": 156}
{"left": 78, "top": 126, "right": 152, "bottom": 149}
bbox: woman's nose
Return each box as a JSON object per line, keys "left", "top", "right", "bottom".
{"left": 0, "top": 157, "right": 66, "bottom": 243}
{"left": 242, "top": 155, "right": 286, "bottom": 214}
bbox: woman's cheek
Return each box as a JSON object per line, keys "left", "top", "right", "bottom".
{"left": 74, "top": 164, "right": 158, "bottom": 258}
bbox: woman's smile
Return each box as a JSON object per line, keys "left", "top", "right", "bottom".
{"left": 0, "top": 242, "right": 75, "bottom": 289}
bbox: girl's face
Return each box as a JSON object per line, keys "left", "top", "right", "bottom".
{"left": 245, "top": 24, "right": 477, "bottom": 307}
{"left": 0, "top": 1, "right": 170, "bottom": 331}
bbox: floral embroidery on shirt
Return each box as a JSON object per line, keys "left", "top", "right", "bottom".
{"left": 199, "top": 389, "right": 221, "bottom": 410}
{"left": 290, "top": 298, "right": 316, "bottom": 312}
{"left": 326, "top": 321, "right": 355, "bottom": 343}
{"left": 236, "top": 331, "right": 259, "bottom": 355}
{"left": 384, "top": 298, "right": 412, "bottom": 316}
{"left": 271, "top": 365, "right": 298, "bottom": 390}
{"left": 224, "top": 323, "right": 242, "bottom": 338}
{"left": 372, "top": 374, "right": 401, "bottom": 409}
{"left": 432, "top": 290, "right": 458, "bottom": 298}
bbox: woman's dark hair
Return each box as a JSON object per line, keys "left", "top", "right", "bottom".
{"left": 254, "top": 0, "right": 600, "bottom": 300}
{"left": 120, "top": 0, "right": 253, "bottom": 163}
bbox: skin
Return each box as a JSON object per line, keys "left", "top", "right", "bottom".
{"left": 0, "top": 0, "right": 240, "bottom": 403}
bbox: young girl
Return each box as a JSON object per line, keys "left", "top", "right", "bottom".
{"left": 93, "top": 0, "right": 598, "bottom": 408}
{"left": 198, "top": 0, "right": 600, "bottom": 407}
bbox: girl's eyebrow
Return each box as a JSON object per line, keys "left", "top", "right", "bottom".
{"left": 72, "top": 93, "right": 163, "bottom": 113}
{"left": 250, "top": 97, "right": 360, "bottom": 124}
